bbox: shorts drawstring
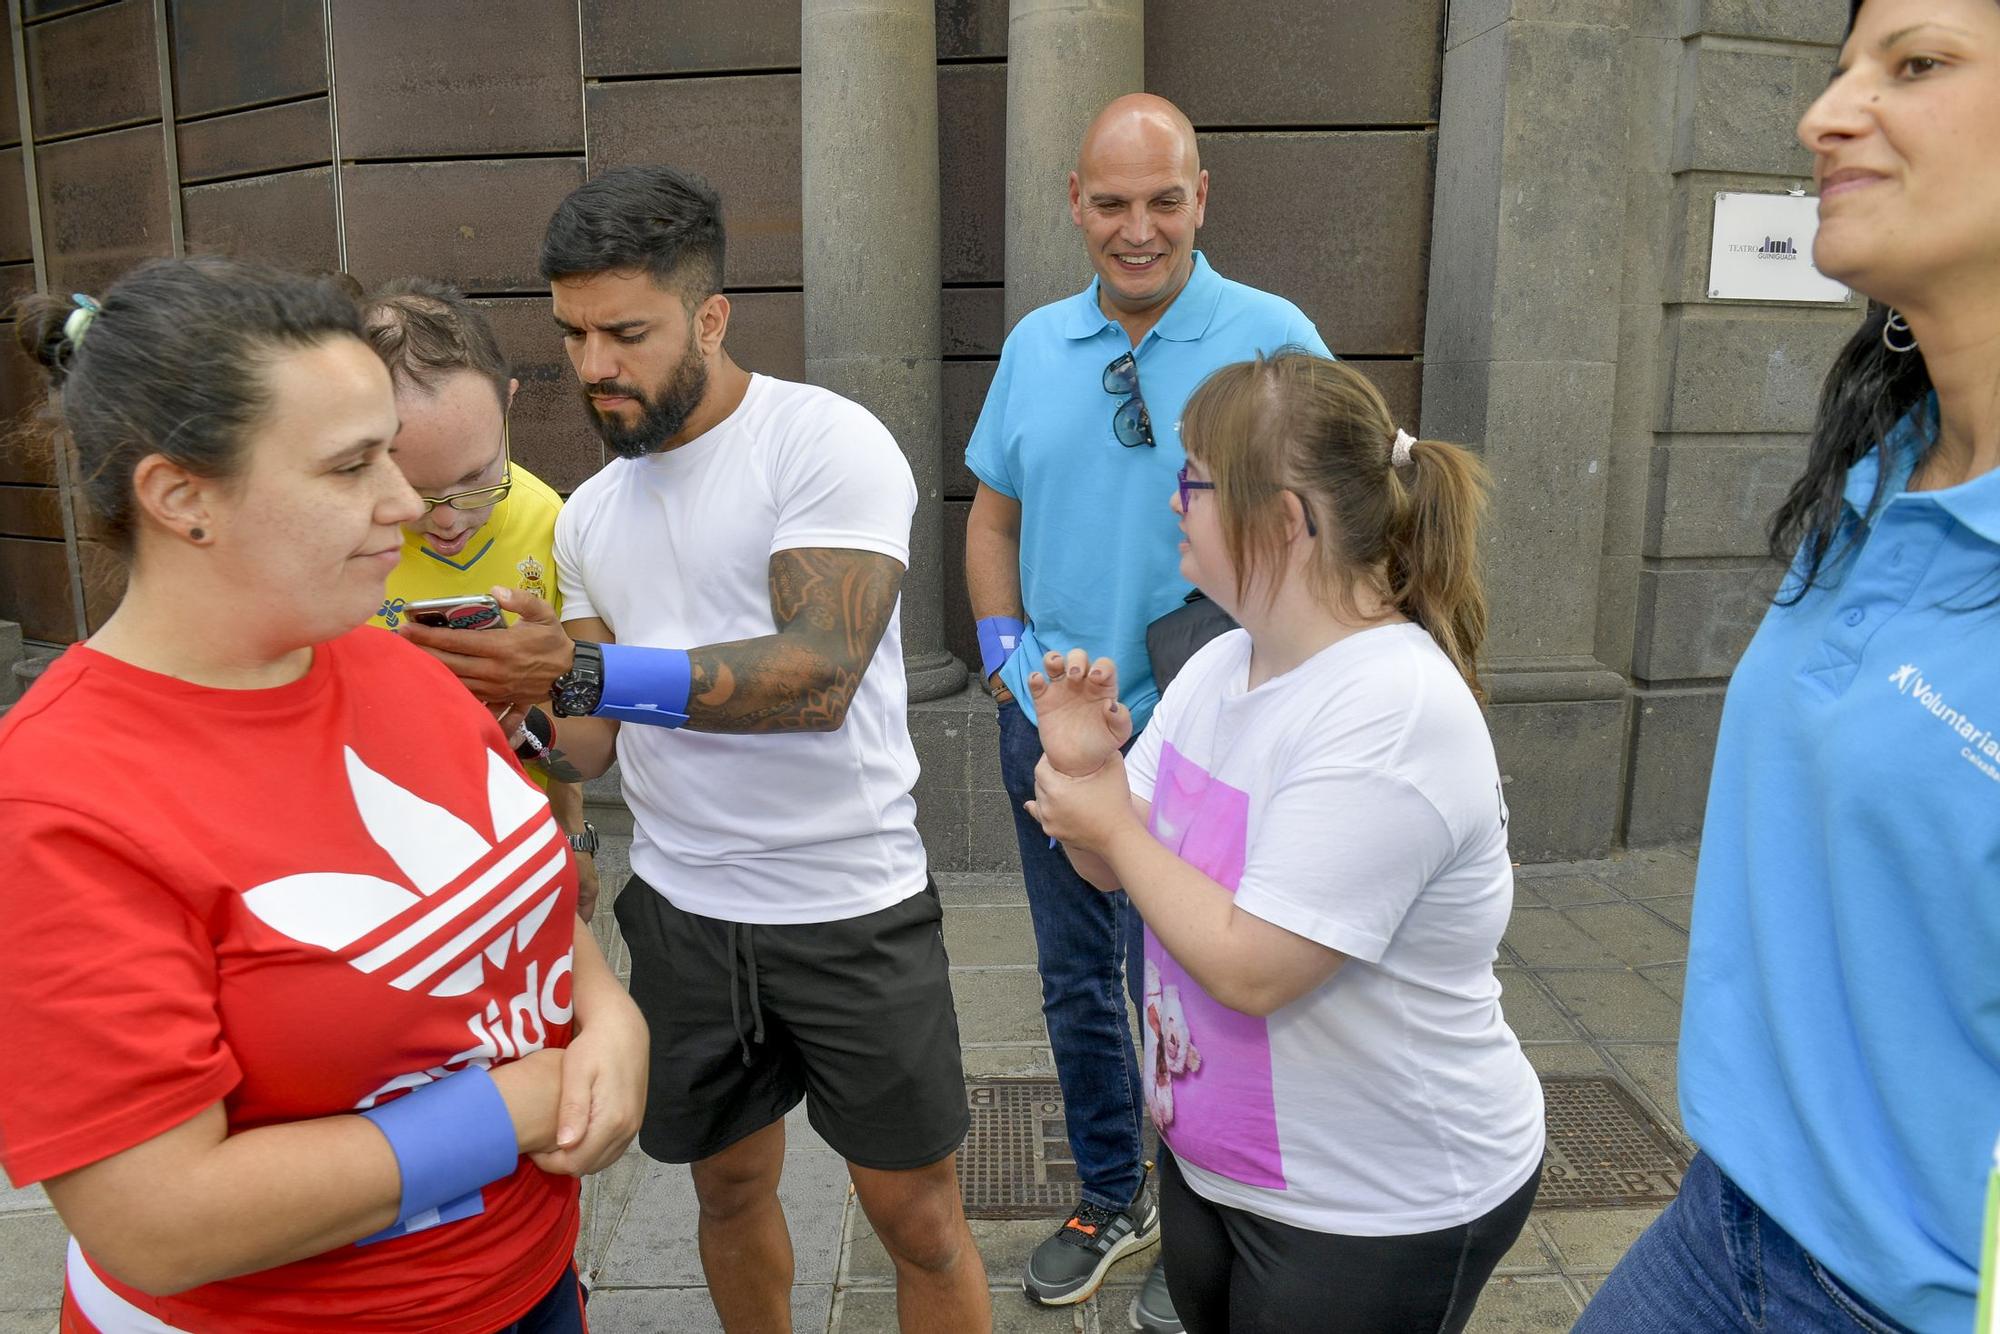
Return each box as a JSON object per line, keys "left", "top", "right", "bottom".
{"left": 725, "top": 921, "right": 766, "bottom": 1068}
{"left": 744, "top": 926, "right": 766, "bottom": 1049}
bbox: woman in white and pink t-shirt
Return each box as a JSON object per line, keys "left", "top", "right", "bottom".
{"left": 1026, "top": 349, "right": 1544, "bottom": 1334}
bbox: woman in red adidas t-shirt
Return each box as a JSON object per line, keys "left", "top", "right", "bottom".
{"left": 0, "top": 257, "right": 648, "bottom": 1333}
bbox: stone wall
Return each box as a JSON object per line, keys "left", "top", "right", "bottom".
{"left": 0, "top": 0, "right": 1005, "bottom": 641}
{"left": 1596, "top": 0, "right": 1859, "bottom": 846}
{"left": 1423, "top": 0, "right": 1856, "bottom": 859}
{"left": 0, "top": 0, "right": 1859, "bottom": 865}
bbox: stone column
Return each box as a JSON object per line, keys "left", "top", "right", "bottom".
{"left": 801, "top": 0, "right": 966, "bottom": 702}
{"left": 1422, "top": 2, "right": 1634, "bottom": 859}
{"left": 1003, "top": 0, "right": 1144, "bottom": 330}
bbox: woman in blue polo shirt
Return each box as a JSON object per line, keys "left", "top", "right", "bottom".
{"left": 1576, "top": 1, "right": 2000, "bottom": 1330}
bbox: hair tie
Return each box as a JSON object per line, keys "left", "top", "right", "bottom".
{"left": 1390, "top": 428, "right": 1417, "bottom": 468}
{"left": 62, "top": 293, "right": 100, "bottom": 350}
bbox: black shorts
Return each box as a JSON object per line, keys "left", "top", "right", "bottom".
{"left": 613, "top": 873, "right": 971, "bottom": 1171}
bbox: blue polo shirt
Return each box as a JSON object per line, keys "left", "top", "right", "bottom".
{"left": 1682, "top": 402, "right": 2000, "bottom": 1332}
{"left": 966, "top": 251, "right": 1328, "bottom": 730}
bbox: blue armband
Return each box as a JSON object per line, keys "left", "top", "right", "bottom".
{"left": 596, "top": 642, "right": 692, "bottom": 728}
{"left": 359, "top": 1066, "right": 520, "bottom": 1234}
{"left": 977, "top": 616, "right": 1026, "bottom": 681}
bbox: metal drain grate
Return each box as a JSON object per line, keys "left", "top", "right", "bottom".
{"left": 960, "top": 1079, "right": 1078, "bottom": 1219}
{"left": 1538, "top": 1075, "right": 1687, "bottom": 1208}
{"left": 960, "top": 1073, "right": 1687, "bottom": 1219}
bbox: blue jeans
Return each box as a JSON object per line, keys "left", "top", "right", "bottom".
{"left": 996, "top": 698, "right": 1147, "bottom": 1212}
{"left": 1574, "top": 1152, "right": 1914, "bottom": 1333}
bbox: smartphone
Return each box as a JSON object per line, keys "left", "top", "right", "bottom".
{"left": 403, "top": 595, "right": 503, "bottom": 631}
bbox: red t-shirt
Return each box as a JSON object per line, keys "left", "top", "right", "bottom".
{"left": 0, "top": 628, "right": 580, "bottom": 1333}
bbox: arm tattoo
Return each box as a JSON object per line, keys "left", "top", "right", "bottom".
{"left": 684, "top": 547, "right": 904, "bottom": 733}
{"left": 527, "top": 746, "right": 587, "bottom": 785}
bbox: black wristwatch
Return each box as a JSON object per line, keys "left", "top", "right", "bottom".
{"left": 550, "top": 641, "right": 605, "bottom": 718}
{"left": 567, "top": 821, "right": 599, "bottom": 857}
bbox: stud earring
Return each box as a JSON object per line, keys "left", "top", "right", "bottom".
{"left": 189, "top": 527, "right": 206, "bottom": 541}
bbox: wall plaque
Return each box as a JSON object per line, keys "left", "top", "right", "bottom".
{"left": 1708, "top": 191, "right": 1851, "bottom": 304}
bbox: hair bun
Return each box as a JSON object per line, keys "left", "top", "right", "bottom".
{"left": 11, "top": 294, "right": 80, "bottom": 387}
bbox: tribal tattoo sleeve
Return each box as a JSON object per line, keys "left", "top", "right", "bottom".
{"left": 683, "top": 547, "right": 905, "bottom": 733}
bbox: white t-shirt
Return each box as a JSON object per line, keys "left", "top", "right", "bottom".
{"left": 1125, "top": 623, "right": 1544, "bottom": 1235}
{"left": 554, "top": 374, "right": 928, "bottom": 924}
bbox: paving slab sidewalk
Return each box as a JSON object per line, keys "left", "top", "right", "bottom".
{"left": 0, "top": 844, "right": 1697, "bottom": 1334}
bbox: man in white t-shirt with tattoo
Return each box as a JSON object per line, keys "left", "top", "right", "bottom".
{"left": 397, "top": 166, "right": 991, "bottom": 1333}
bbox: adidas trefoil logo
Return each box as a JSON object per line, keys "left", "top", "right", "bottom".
{"left": 241, "top": 746, "right": 569, "bottom": 999}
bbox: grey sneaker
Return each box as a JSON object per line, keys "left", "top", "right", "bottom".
{"left": 1129, "top": 1258, "right": 1182, "bottom": 1332}
{"left": 1022, "top": 1188, "right": 1162, "bottom": 1306}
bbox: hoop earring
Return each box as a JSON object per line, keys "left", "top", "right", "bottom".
{"left": 1882, "top": 309, "right": 1918, "bottom": 355}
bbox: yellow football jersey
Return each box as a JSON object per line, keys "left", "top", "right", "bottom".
{"left": 373, "top": 463, "right": 564, "bottom": 630}
{"left": 375, "top": 464, "right": 565, "bottom": 791}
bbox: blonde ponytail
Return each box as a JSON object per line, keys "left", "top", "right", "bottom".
{"left": 1387, "top": 440, "right": 1491, "bottom": 700}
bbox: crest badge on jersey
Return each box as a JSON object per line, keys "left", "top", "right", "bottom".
{"left": 516, "top": 555, "right": 547, "bottom": 601}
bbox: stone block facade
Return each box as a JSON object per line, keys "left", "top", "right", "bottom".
{"left": 1595, "top": 0, "right": 1858, "bottom": 845}
{"left": 1423, "top": 0, "right": 1858, "bottom": 857}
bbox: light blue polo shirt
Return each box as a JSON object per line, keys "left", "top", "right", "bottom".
{"left": 966, "top": 251, "right": 1329, "bottom": 731}
{"left": 1682, "top": 402, "right": 2000, "bottom": 1332}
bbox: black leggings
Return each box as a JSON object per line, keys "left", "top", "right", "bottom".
{"left": 1159, "top": 1145, "right": 1540, "bottom": 1334}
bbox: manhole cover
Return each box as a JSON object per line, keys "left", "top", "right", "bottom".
{"left": 1538, "top": 1075, "right": 1687, "bottom": 1208}
{"left": 963, "top": 1074, "right": 1686, "bottom": 1218}
{"left": 960, "top": 1078, "right": 1078, "bottom": 1219}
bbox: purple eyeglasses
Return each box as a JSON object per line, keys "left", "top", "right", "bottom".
{"left": 1175, "top": 464, "right": 1214, "bottom": 512}
{"left": 1176, "top": 464, "right": 1317, "bottom": 537}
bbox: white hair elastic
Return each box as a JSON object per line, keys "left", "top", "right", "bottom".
{"left": 62, "top": 293, "right": 100, "bottom": 350}
{"left": 1390, "top": 428, "right": 1417, "bottom": 468}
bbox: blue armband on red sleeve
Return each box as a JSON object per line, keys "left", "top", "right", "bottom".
{"left": 596, "top": 642, "right": 692, "bottom": 728}
{"left": 977, "top": 616, "right": 1026, "bottom": 681}
{"left": 358, "top": 1065, "right": 519, "bottom": 1238}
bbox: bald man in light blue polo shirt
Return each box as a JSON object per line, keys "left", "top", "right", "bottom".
{"left": 962, "top": 92, "right": 1327, "bottom": 1328}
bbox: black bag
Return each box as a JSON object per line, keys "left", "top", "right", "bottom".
{"left": 1145, "top": 590, "right": 1238, "bottom": 694}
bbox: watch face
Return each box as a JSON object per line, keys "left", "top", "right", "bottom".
{"left": 553, "top": 644, "right": 604, "bottom": 717}
{"left": 552, "top": 665, "right": 599, "bottom": 717}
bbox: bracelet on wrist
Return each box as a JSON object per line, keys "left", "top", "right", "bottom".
{"left": 511, "top": 707, "right": 555, "bottom": 765}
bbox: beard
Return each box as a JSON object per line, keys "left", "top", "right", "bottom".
{"left": 584, "top": 340, "right": 710, "bottom": 459}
